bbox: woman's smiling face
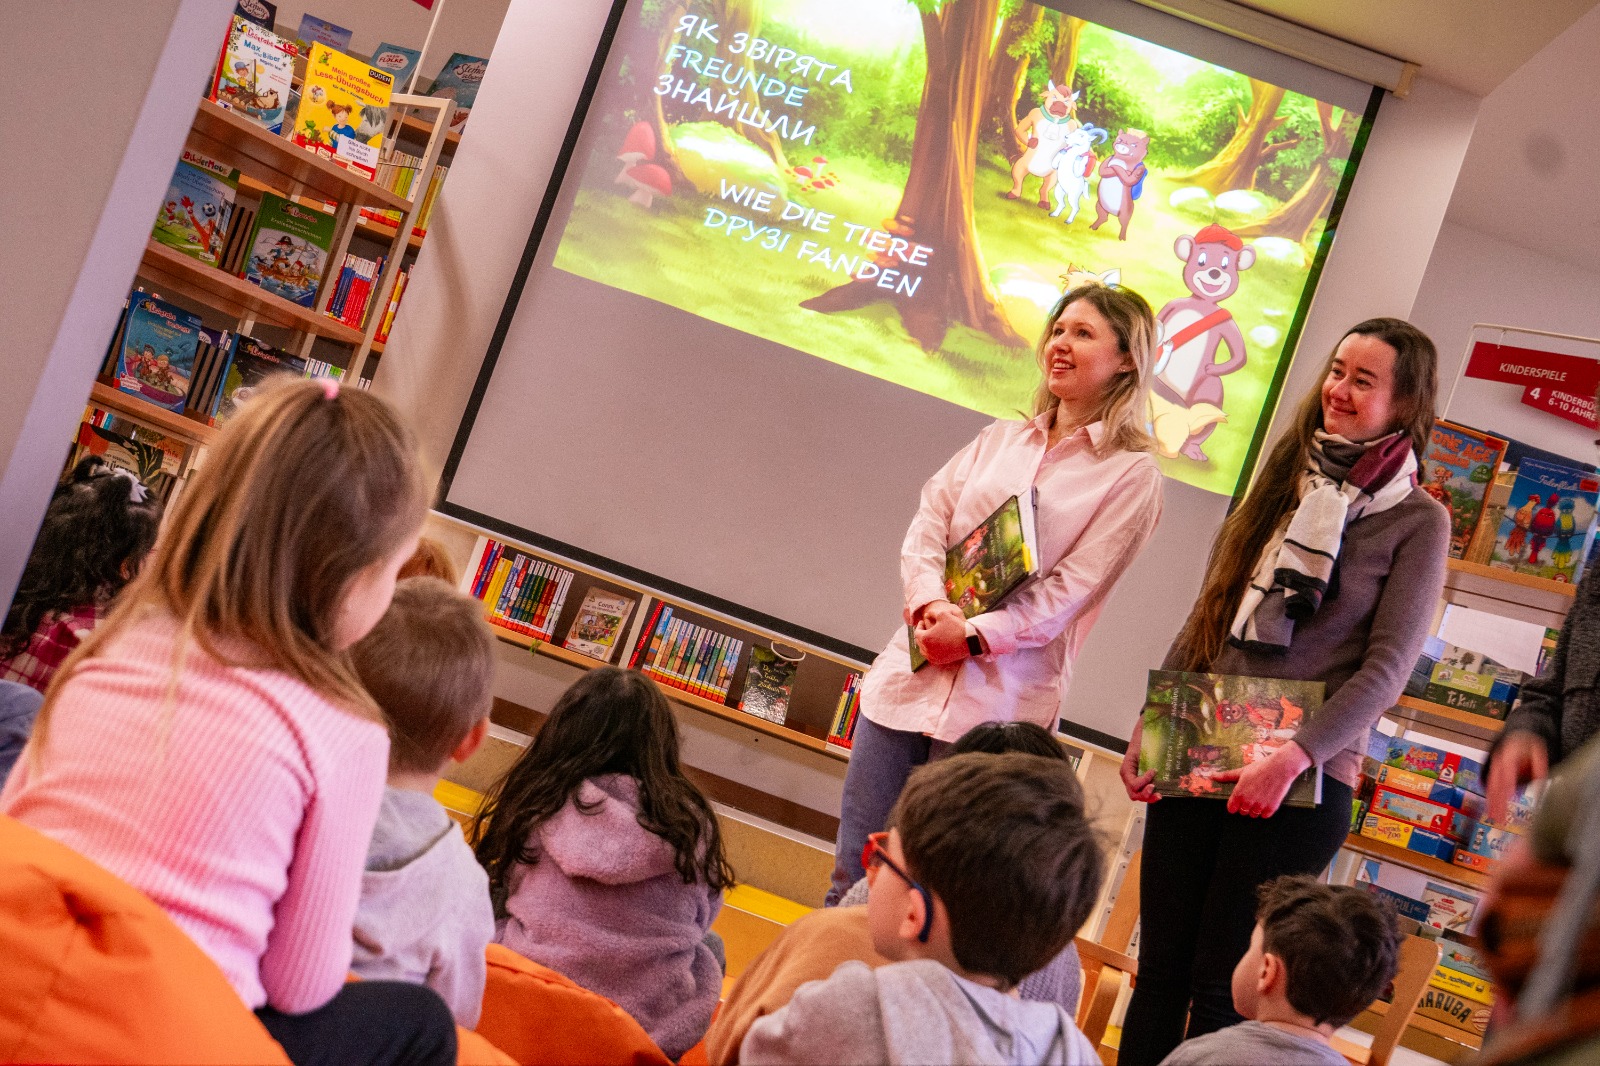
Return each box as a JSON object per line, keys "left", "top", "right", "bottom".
{"left": 1321, "top": 332, "right": 1399, "bottom": 443}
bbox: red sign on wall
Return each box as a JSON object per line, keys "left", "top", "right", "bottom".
{"left": 1465, "top": 341, "right": 1600, "bottom": 430}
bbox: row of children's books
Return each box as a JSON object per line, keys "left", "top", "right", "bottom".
{"left": 326, "top": 252, "right": 386, "bottom": 330}
{"left": 632, "top": 605, "right": 747, "bottom": 703}
{"left": 359, "top": 155, "right": 451, "bottom": 237}
{"left": 468, "top": 543, "right": 576, "bottom": 643}
{"left": 827, "top": 674, "right": 863, "bottom": 750}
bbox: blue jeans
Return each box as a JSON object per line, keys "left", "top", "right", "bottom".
{"left": 827, "top": 714, "right": 951, "bottom": 905}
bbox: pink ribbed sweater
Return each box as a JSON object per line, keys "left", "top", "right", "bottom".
{"left": 0, "top": 612, "right": 389, "bottom": 1013}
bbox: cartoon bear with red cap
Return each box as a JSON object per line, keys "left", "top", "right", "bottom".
{"left": 1153, "top": 224, "right": 1255, "bottom": 462}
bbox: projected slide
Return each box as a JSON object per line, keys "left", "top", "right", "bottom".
{"left": 551, "top": 0, "right": 1368, "bottom": 496}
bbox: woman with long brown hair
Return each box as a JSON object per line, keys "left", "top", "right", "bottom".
{"left": 1117, "top": 319, "right": 1450, "bottom": 1065}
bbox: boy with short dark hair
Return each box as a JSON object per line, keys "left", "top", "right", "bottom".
{"left": 1160, "top": 876, "right": 1400, "bottom": 1065}
{"left": 741, "top": 752, "right": 1104, "bottom": 1065}
{"left": 348, "top": 577, "right": 497, "bottom": 1027}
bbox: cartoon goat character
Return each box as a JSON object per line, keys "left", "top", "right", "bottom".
{"left": 1151, "top": 225, "right": 1255, "bottom": 462}
{"left": 1008, "top": 81, "right": 1080, "bottom": 207}
{"left": 1090, "top": 129, "right": 1149, "bottom": 241}
{"left": 1049, "top": 124, "right": 1108, "bottom": 225}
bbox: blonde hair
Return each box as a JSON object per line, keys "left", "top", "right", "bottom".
{"left": 31, "top": 377, "right": 429, "bottom": 755}
{"left": 398, "top": 536, "right": 459, "bottom": 585}
{"left": 1031, "top": 284, "right": 1157, "bottom": 455}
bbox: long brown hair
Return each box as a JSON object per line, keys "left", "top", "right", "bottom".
{"left": 1169, "top": 318, "right": 1438, "bottom": 671}
{"left": 1030, "top": 284, "right": 1158, "bottom": 456}
{"left": 31, "top": 376, "right": 429, "bottom": 755}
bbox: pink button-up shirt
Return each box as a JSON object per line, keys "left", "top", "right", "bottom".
{"left": 862, "top": 414, "right": 1164, "bottom": 742}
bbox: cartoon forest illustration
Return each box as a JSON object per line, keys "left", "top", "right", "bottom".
{"left": 550, "top": 0, "right": 1368, "bottom": 495}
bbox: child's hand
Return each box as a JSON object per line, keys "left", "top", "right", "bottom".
{"left": 1213, "top": 742, "right": 1312, "bottom": 818}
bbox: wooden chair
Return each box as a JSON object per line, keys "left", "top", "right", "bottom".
{"left": 1330, "top": 934, "right": 1444, "bottom": 1066}
{"left": 1075, "top": 848, "right": 1142, "bottom": 1053}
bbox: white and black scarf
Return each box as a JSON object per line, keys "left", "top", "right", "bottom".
{"left": 1229, "top": 430, "right": 1417, "bottom": 652}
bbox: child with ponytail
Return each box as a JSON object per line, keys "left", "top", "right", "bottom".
{"left": 2, "top": 377, "right": 454, "bottom": 1066}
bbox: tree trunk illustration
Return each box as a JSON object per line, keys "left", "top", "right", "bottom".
{"left": 709, "top": 0, "right": 789, "bottom": 171}
{"left": 801, "top": 0, "right": 1025, "bottom": 352}
{"left": 1177, "top": 79, "right": 1293, "bottom": 195}
{"left": 1236, "top": 102, "right": 1355, "bottom": 244}
{"left": 643, "top": 1, "right": 691, "bottom": 184}
{"left": 1050, "top": 13, "right": 1084, "bottom": 95}
{"left": 982, "top": 6, "right": 1043, "bottom": 154}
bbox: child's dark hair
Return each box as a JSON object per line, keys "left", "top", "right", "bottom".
{"left": 890, "top": 752, "right": 1102, "bottom": 988}
{"left": 473, "top": 667, "right": 734, "bottom": 910}
{"left": 349, "top": 578, "right": 493, "bottom": 775}
{"left": 3, "top": 458, "right": 161, "bottom": 657}
{"left": 950, "top": 720, "right": 1065, "bottom": 761}
{"left": 1256, "top": 875, "right": 1401, "bottom": 1028}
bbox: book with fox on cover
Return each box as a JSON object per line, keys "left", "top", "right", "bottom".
{"left": 293, "top": 44, "right": 393, "bottom": 179}
{"left": 1490, "top": 456, "right": 1599, "bottom": 583}
{"left": 1138, "top": 670, "right": 1326, "bottom": 808}
{"left": 210, "top": 15, "right": 295, "bottom": 134}
{"left": 909, "top": 490, "right": 1039, "bottom": 671}
{"left": 739, "top": 646, "right": 801, "bottom": 725}
{"left": 564, "top": 587, "right": 637, "bottom": 663}
{"left": 1420, "top": 421, "right": 1507, "bottom": 560}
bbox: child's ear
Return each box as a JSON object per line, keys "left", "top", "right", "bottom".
{"left": 452, "top": 717, "right": 490, "bottom": 765}
{"left": 1259, "top": 951, "right": 1286, "bottom": 997}
{"left": 899, "top": 888, "right": 928, "bottom": 944}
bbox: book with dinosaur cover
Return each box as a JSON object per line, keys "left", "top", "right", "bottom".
{"left": 1138, "top": 670, "right": 1326, "bottom": 808}
{"left": 738, "top": 646, "right": 801, "bottom": 725}
{"left": 909, "top": 490, "right": 1039, "bottom": 671}
{"left": 241, "top": 192, "right": 337, "bottom": 307}
{"left": 292, "top": 44, "right": 393, "bottom": 179}
{"left": 151, "top": 150, "right": 240, "bottom": 267}
{"left": 116, "top": 295, "right": 201, "bottom": 413}
{"left": 210, "top": 335, "right": 307, "bottom": 428}
{"left": 426, "top": 52, "right": 487, "bottom": 132}
{"left": 1490, "top": 456, "right": 1599, "bottom": 583}
{"left": 563, "top": 587, "right": 638, "bottom": 663}
{"left": 1420, "top": 421, "right": 1507, "bottom": 560}
{"left": 210, "top": 15, "right": 295, "bottom": 134}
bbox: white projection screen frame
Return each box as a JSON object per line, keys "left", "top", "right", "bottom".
{"left": 440, "top": 0, "right": 1382, "bottom": 748}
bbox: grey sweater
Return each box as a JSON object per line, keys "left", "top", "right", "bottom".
{"left": 741, "top": 959, "right": 1100, "bottom": 1066}
{"left": 1159, "top": 1021, "right": 1346, "bottom": 1065}
{"left": 1494, "top": 559, "right": 1600, "bottom": 771}
{"left": 1169, "top": 488, "right": 1450, "bottom": 789}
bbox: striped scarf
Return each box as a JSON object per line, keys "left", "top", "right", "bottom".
{"left": 1229, "top": 430, "right": 1417, "bottom": 652}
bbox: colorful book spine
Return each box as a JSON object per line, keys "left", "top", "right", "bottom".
{"left": 828, "top": 673, "right": 863, "bottom": 749}
{"left": 469, "top": 540, "right": 498, "bottom": 597}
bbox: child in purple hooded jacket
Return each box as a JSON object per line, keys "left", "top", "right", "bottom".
{"left": 473, "top": 667, "right": 734, "bottom": 1060}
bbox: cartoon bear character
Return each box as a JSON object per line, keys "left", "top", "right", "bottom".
{"left": 1150, "top": 225, "right": 1255, "bottom": 462}
{"left": 1009, "top": 80, "right": 1081, "bottom": 207}
{"left": 1090, "top": 129, "right": 1149, "bottom": 241}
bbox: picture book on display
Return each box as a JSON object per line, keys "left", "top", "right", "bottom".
{"left": 1490, "top": 456, "right": 1599, "bottom": 583}
{"left": 738, "top": 646, "right": 800, "bottom": 725}
{"left": 369, "top": 42, "right": 422, "bottom": 93}
{"left": 636, "top": 606, "right": 744, "bottom": 702}
{"left": 295, "top": 12, "right": 352, "bottom": 53}
{"left": 72, "top": 419, "right": 180, "bottom": 501}
{"left": 564, "top": 587, "right": 638, "bottom": 663}
{"left": 293, "top": 44, "right": 394, "bottom": 179}
{"left": 1138, "top": 670, "right": 1326, "bottom": 808}
{"left": 909, "top": 490, "right": 1039, "bottom": 671}
{"left": 232, "top": 0, "right": 276, "bottom": 29}
{"left": 116, "top": 295, "right": 201, "bottom": 413}
{"left": 151, "top": 150, "right": 239, "bottom": 267}
{"left": 210, "top": 335, "right": 306, "bottom": 428}
{"left": 427, "top": 52, "right": 487, "bottom": 132}
{"left": 210, "top": 15, "right": 295, "bottom": 134}
{"left": 1420, "top": 421, "right": 1507, "bottom": 560}
{"left": 242, "top": 192, "right": 336, "bottom": 307}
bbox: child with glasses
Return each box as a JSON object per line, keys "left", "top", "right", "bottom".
{"left": 741, "top": 752, "right": 1104, "bottom": 1065}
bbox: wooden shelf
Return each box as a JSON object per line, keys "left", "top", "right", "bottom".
{"left": 188, "top": 99, "right": 410, "bottom": 211}
{"left": 1343, "top": 833, "right": 1490, "bottom": 892}
{"left": 138, "top": 240, "right": 364, "bottom": 345}
{"left": 89, "top": 382, "right": 217, "bottom": 447}
{"left": 1360, "top": 998, "right": 1483, "bottom": 1054}
{"left": 398, "top": 111, "right": 461, "bottom": 148}
{"left": 1386, "top": 695, "right": 1505, "bottom": 741}
{"left": 489, "top": 620, "right": 848, "bottom": 762}
{"left": 1445, "top": 558, "right": 1577, "bottom": 599}
{"left": 354, "top": 215, "right": 423, "bottom": 251}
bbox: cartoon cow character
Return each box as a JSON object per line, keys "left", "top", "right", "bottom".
{"left": 1152, "top": 224, "right": 1255, "bottom": 462}
{"left": 1008, "top": 81, "right": 1081, "bottom": 207}
{"left": 1049, "top": 124, "right": 1108, "bottom": 224}
{"left": 1090, "top": 129, "right": 1149, "bottom": 241}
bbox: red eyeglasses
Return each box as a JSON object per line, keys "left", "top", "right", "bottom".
{"left": 862, "top": 831, "right": 933, "bottom": 943}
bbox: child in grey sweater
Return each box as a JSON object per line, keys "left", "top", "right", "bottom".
{"left": 742, "top": 753, "right": 1103, "bottom": 1065}
{"left": 348, "top": 577, "right": 497, "bottom": 1028}
{"left": 1160, "top": 876, "right": 1399, "bottom": 1065}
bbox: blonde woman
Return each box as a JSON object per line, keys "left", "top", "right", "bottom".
{"left": 828, "top": 284, "right": 1166, "bottom": 903}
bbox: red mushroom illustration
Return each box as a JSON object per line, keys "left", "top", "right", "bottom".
{"left": 787, "top": 155, "right": 839, "bottom": 193}
{"left": 617, "top": 163, "right": 672, "bottom": 208}
{"left": 616, "top": 121, "right": 656, "bottom": 181}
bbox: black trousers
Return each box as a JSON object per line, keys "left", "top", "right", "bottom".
{"left": 1118, "top": 780, "right": 1354, "bottom": 1066}
{"left": 256, "top": 981, "right": 457, "bottom": 1066}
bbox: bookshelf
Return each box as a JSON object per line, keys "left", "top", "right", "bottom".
{"left": 88, "top": 382, "right": 217, "bottom": 448}
{"left": 1385, "top": 695, "right": 1504, "bottom": 742}
{"left": 1342, "top": 833, "right": 1490, "bottom": 892}
{"left": 398, "top": 111, "right": 461, "bottom": 148}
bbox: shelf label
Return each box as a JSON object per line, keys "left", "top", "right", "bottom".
{"left": 1464, "top": 341, "right": 1599, "bottom": 429}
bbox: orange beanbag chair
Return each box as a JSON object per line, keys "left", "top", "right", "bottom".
{"left": 0, "top": 815, "right": 290, "bottom": 1064}
{"left": 458, "top": 1024, "right": 518, "bottom": 1066}
{"left": 476, "top": 943, "right": 673, "bottom": 1066}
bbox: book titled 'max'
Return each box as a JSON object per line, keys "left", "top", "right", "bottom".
{"left": 908, "top": 491, "right": 1039, "bottom": 671}
{"left": 1138, "top": 670, "right": 1326, "bottom": 808}
{"left": 210, "top": 15, "right": 295, "bottom": 134}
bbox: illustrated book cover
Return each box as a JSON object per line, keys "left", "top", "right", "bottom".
{"left": 1490, "top": 455, "right": 1599, "bottom": 583}
{"left": 210, "top": 15, "right": 295, "bottom": 134}
{"left": 241, "top": 192, "right": 337, "bottom": 307}
{"left": 563, "top": 587, "right": 638, "bottom": 663}
{"left": 427, "top": 52, "right": 487, "bottom": 132}
{"left": 292, "top": 44, "right": 394, "bottom": 179}
{"left": 151, "top": 149, "right": 240, "bottom": 267}
{"left": 369, "top": 42, "right": 421, "bottom": 93}
{"left": 294, "top": 12, "right": 352, "bottom": 53}
{"left": 738, "top": 645, "right": 801, "bottom": 725}
{"left": 210, "top": 334, "right": 307, "bottom": 428}
{"left": 1420, "top": 421, "right": 1507, "bottom": 560}
{"left": 1138, "top": 670, "right": 1326, "bottom": 808}
{"left": 116, "top": 294, "right": 202, "bottom": 413}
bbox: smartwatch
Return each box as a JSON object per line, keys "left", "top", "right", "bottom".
{"left": 964, "top": 622, "right": 985, "bottom": 658}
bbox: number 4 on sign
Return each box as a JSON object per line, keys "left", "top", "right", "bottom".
{"left": 1530, "top": 388, "right": 1541, "bottom": 400}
